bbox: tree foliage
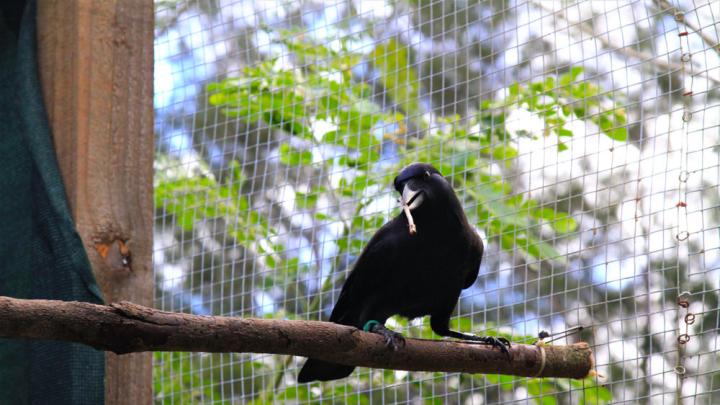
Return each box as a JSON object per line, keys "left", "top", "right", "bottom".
{"left": 154, "top": 0, "right": 720, "bottom": 402}
{"left": 154, "top": 28, "right": 624, "bottom": 403}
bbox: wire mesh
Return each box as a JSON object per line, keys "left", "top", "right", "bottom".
{"left": 153, "top": 0, "right": 720, "bottom": 403}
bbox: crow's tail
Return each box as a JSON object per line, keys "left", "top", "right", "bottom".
{"left": 298, "top": 281, "right": 364, "bottom": 383}
{"left": 297, "top": 358, "right": 354, "bottom": 383}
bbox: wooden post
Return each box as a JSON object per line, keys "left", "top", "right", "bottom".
{"left": 36, "top": 1, "right": 154, "bottom": 404}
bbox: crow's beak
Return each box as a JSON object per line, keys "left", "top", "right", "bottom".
{"left": 401, "top": 184, "right": 424, "bottom": 210}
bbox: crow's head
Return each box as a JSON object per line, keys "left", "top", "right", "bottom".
{"left": 393, "top": 163, "right": 453, "bottom": 212}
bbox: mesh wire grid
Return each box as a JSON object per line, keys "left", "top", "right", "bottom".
{"left": 153, "top": 0, "right": 720, "bottom": 403}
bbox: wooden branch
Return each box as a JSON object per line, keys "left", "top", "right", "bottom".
{"left": 0, "top": 296, "right": 593, "bottom": 379}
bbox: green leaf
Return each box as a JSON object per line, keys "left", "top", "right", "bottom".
{"left": 531, "top": 208, "right": 576, "bottom": 233}
{"left": 569, "top": 378, "right": 613, "bottom": 404}
{"left": 552, "top": 213, "right": 578, "bottom": 233}
{"left": 314, "top": 212, "right": 333, "bottom": 221}
{"left": 560, "top": 66, "right": 584, "bottom": 87}
{"left": 500, "top": 233, "right": 515, "bottom": 251}
{"left": 339, "top": 175, "right": 377, "bottom": 197}
{"left": 543, "top": 76, "right": 556, "bottom": 92}
{"left": 281, "top": 257, "right": 301, "bottom": 276}
{"left": 279, "top": 143, "right": 312, "bottom": 166}
{"left": 533, "top": 207, "right": 556, "bottom": 220}
{"left": 449, "top": 317, "right": 474, "bottom": 333}
{"left": 526, "top": 379, "right": 558, "bottom": 405}
{"left": 295, "top": 188, "right": 322, "bottom": 209}
{"left": 516, "top": 234, "right": 561, "bottom": 261}
{"left": 470, "top": 187, "right": 528, "bottom": 228}
{"left": 484, "top": 373, "right": 517, "bottom": 391}
{"left": 336, "top": 237, "right": 365, "bottom": 253}
{"left": 352, "top": 213, "right": 385, "bottom": 230}
{"left": 371, "top": 39, "right": 422, "bottom": 121}
{"left": 572, "top": 82, "right": 598, "bottom": 99}
{"left": 321, "top": 130, "right": 342, "bottom": 145}
{"left": 276, "top": 385, "right": 314, "bottom": 403}
{"left": 492, "top": 144, "right": 519, "bottom": 162}
{"left": 606, "top": 126, "right": 628, "bottom": 142}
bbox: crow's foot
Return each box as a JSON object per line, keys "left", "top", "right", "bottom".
{"left": 451, "top": 333, "right": 511, "bottom": 359}
{"left": 477, "top": 336, "right": 511, "bottom": 356}
{"left": 369, "top": 323, "right": 406, "bottom": 351}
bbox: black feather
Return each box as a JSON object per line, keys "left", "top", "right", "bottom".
{"left": 298, "top": 162, "right": 484, "bottom": 382}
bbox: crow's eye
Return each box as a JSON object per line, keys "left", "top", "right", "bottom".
{"left": 423, "top": 171, "right": 431, "bottom": 179}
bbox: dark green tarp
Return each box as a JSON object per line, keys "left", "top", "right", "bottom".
{"left": 0, "top": 1, "right": 105, "bottom": 403}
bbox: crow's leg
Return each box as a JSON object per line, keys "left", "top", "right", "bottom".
{"left": 441, "top": 330, "right": 511, "bottom": 353}
{"left": 363, "top": 320, "right": 406, "bottom": 351}
{"left": 430, "top": 313, "right": 511, "bottom": 357}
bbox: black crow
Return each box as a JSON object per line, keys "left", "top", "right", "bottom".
{"left": 298, "top": 163, "right": 509, "bottom": 383}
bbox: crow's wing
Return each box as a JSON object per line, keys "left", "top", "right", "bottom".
{"left": 298, "top": 217, "right": 405, "bottom": 383}
{"left": 329, "top": 217, "right": 404, "bottom": 326}
{"left": 462, "top": 230, "right": 484, "bottom": 289}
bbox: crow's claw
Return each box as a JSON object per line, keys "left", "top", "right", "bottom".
{"left": 370, "top": 324, "right": 406, "bottom": 351}
{"left": 479, "top": 336, "right": 512, "bottom": 358}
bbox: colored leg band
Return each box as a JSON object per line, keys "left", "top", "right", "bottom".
{"left": 363, "top": 320, "right": 381, "bottom": 332}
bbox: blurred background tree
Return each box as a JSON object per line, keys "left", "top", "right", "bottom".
{"left": 153, "top": 0, "right": 720, "bottom": 403}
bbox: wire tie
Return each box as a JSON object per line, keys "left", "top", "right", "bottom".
{"left": 676, "top": 231, "right": 689, "bottom": 241}
{"left": 542, "top": 326, "right": 584, "bottom": 343}
{"left": 680, "top": 53, "right": 691, "bottom": 62}
{"left": 677, "top": 334, "right": 690, "bottom": 344}
{"left": 674, "top": 365, "right": 686, "bottom": 375}
{"left": 684, "top": 313, "right": 695, "bottom": 325}
{"left": 674, "top": 12, "right": 684, "bottom": 22}
{"left": 533, "top": 343, "right": 547, "bottom": 378}
{"left": 678, "top": 171, "right": 689, "bottom": 182}
{"left": 682, "top": 111, "right": 692, "bottom": 122}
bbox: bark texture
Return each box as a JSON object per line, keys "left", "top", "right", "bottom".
{"left": 0, "top": 296, "right": 593, "bottom": 379}
{"left": 38, "top": 0, "right": 154, "bottom": 402}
